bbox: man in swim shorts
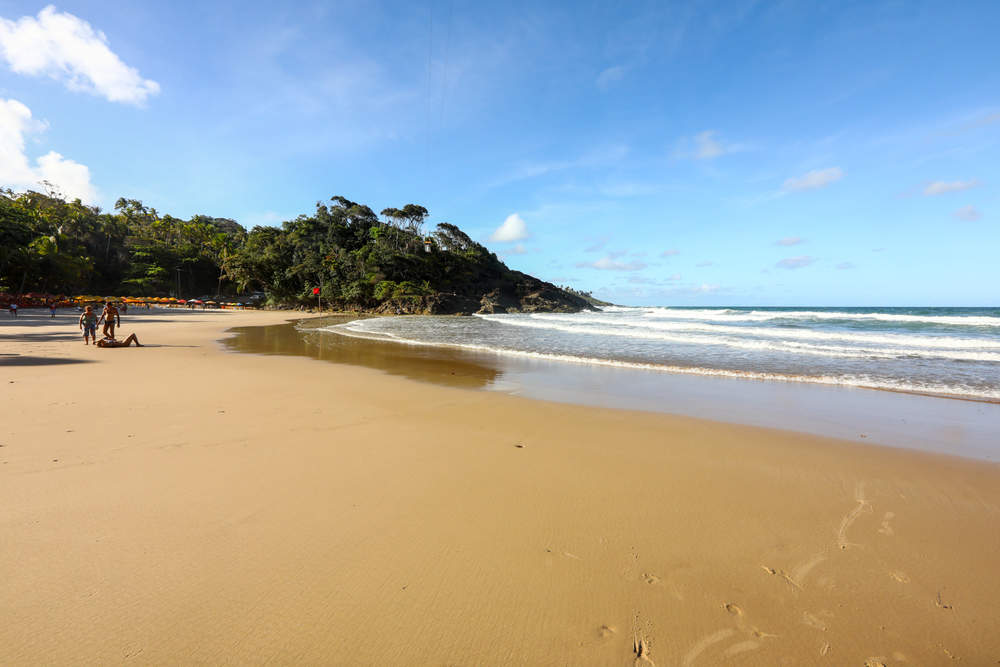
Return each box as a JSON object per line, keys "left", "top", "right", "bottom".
{"left": 79, "top": 306, "right": 98, "bottom": 344}
{"left": 98, "top": 301, "right": 120, "bottom": 338}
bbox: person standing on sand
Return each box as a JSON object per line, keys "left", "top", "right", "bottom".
{"left": 98, "top": 301, "right": 119, "bottom": 338}
{"left": 9, "top": 301, "right": 17, "bottom": 318}
{"left": 49, "top": 302, "right": 57, "bottom": 318}
{"left": 79, "top": 306, "right": 98, "bottom": 344}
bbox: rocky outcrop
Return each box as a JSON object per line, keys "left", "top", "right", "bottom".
{"left": 370, "top": 277, "right": 594, "bottom": 316}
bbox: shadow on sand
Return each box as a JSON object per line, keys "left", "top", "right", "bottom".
{"left": 0, "top": 354, "right": 94, "bottom": 367}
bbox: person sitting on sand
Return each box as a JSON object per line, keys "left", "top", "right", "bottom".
{"left": 79, "top": 306, "right": 99, "bottom": 345}
{"left": 98, "top": 301, "right": 120, "bottom": 338}
{"left": 96, "top": 333, "right": 142, "bottom": 348}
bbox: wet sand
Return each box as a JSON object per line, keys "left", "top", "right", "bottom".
{"left": 2, "top": 309, "right": 999, "bottom": 665}
{"left": 227, "top": 316, "right": 1000, "bottom": 461}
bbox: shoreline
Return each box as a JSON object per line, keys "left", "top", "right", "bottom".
{"left": 225, "top": 314, "right": 1000, "bottom": 463}
{"left": 3, "top": 308, "right": 999, "bottom": 664}
{"left": 326, "top": 316, "right": 1000, "bottom": 405}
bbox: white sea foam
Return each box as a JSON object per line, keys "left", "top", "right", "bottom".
{"left": 480, "top": 314, "right": 1000, "bottom": 358}
{"left": 323, "top": 322, "right": 1000, "bottom": 401}
{"left": 628, "top": 306, "right": 1000, "bottom": 327}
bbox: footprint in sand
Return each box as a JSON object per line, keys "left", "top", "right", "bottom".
{"left": 864, "top": 658, "right": 887, "bottom": 667}
{"left": 723, "top": 602, "right": 742, "bottom": 616}
{"left": 760, "top": 565, "right": 803, "bottom": 591}
{"left": 633, "top": 636, "right": 654, "bottom": 665}
{"left": 642, "top": 573, "right": 662, "bottom": 586}
{"left": 631, "top": 612, "right": 656, "bottom": 665}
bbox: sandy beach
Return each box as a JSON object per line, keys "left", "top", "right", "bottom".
{"left": 2, "top": 308, "right": 998, "bottom": 665}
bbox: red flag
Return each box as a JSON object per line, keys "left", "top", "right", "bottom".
{"left": 312, "top": 287, "right": 320, "bottom": 295}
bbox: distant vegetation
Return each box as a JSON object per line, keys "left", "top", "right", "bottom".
{"left": 0, "top": 189, "right": 591, "bottom": 314}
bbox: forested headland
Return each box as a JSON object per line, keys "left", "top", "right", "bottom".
{"left": 0, "top": 189, "right": 596, "bottom": 314}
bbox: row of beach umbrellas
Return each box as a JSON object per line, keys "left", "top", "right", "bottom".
{"left": 0, "top": 293, "right": 247, "bottom": 308}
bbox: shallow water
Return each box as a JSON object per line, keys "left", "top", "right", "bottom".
{"left": 332, "top": 306, "right": 1000, "bottom": 402}
{"left": 223, "top": 315, "right": 1000, "bottom": 462}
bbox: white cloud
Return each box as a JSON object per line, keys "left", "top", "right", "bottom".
{"left": 954, "top": 205, "right": 982, "bottom": 221}
{"left": 627, "top": 272, "right": 681, "bottom": 285}
{"left": 489, "top": 213, "right": 529, "bottom": 242}
{"left": 924, "top": 180, "right": 980, "bottom": 196}
{"left": 694, "top": 130, "right": 724, "bottom": 159}
{"left": 775, "top": 236, "right": 803, "bottom": 246}
{"left": 0, "top": 5, "right": 160, "bottom": 105}
{"left": 660, "top": 249, "right": 679, "bottom": 257}
{"left": 836, "top": 262, "right": 856, "bottom": 270}
{"left": 596, "top": 65, "right": 626, "bottom": 91}
{"left": 675, "top": 130, "right": 746, "bottom": 160}
{"left": 0, "top": 98, "right": 96, "bottom": 202}
{"left": 775, "top": 255, "right": 816, "bottom": 269}
{"left": 575, "top": 256, "right": 647, "bottom": 271}
{"left": 696, "top": 260, "right": 713, "bottom": 267}
{"left": 782, "top": 167, "right": 843, "bottom": 192}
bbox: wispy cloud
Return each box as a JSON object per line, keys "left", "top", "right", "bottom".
{"left": 695, "top": 260, "right": 714, "bottom": 267}
{"left": 627, "top": 273, "right": 681, "bottom": 285}
{"left": 575, "top": 256, "right": 647, "bottom": 271}
{"left": 924, "top": 180, "right": 980, "bottom": 196}
{"left": 0, "top": 6, "right": 160, "bottom": 105}
{"left": 782, "top": 167, "right": 843, "bottom": 192}
{"left": 0, "top": 98, "right": 96, "bottom": 202}
{"left": 775, "top": 236, "right": 804, "bottom": 246}
{"left": 836, "top": 262, "right": 856, "bottom": 270}
{"left": 954, "top": 205, "right": 982, "bottom": 221}
{"left": 489, "top": 213, "right": 529, "bottom": 242}
{"left": 502, "top": 243, "right": 528, "bottom": 256}
{"left": 675, "top": 130, "right": 747, "bottom": 160}
{"left": 490, "top": 144, "right": 628, "bottom": 188}
{"left": 596, "top": 65, "right": 626, "bottom": 91}
{"left": 660, "top": 249, "right": 680, "bottom": 257}
{"left": 776, "top": 255, "right": 816, "bottom": 269}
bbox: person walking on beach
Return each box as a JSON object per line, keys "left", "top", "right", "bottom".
{"left": 79, "top": 306, "right": 98, "bottom": 344}
{"left": 49, "top": 301, "right": 57, "bottom": 318}
{"left": 98, "top": 301, "right": 120, "bottom": 338}
{"left": 9, "top": 301, "right": 17, "bottom": 318}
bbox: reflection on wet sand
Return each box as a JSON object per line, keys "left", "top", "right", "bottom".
{"left": 221, "top": 315, "right": 502, "bottom": 390}
{"left": 222, "top": 315, "right": 1000, "bottom": 461}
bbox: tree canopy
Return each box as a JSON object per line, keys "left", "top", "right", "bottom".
{"left": 0, "top": 189, "right": 588, "bottom": 313}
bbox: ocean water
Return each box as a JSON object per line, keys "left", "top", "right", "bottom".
{"left": 323, "top": 306, "right": 1000, "bottom": 402}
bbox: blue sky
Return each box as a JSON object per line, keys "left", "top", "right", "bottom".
{"left": 1, "top": 1, "right": 997, "bottom": 305}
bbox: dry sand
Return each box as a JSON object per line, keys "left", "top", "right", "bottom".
{"left": 1, "top": 308, "right": 998, "bottom": 665}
